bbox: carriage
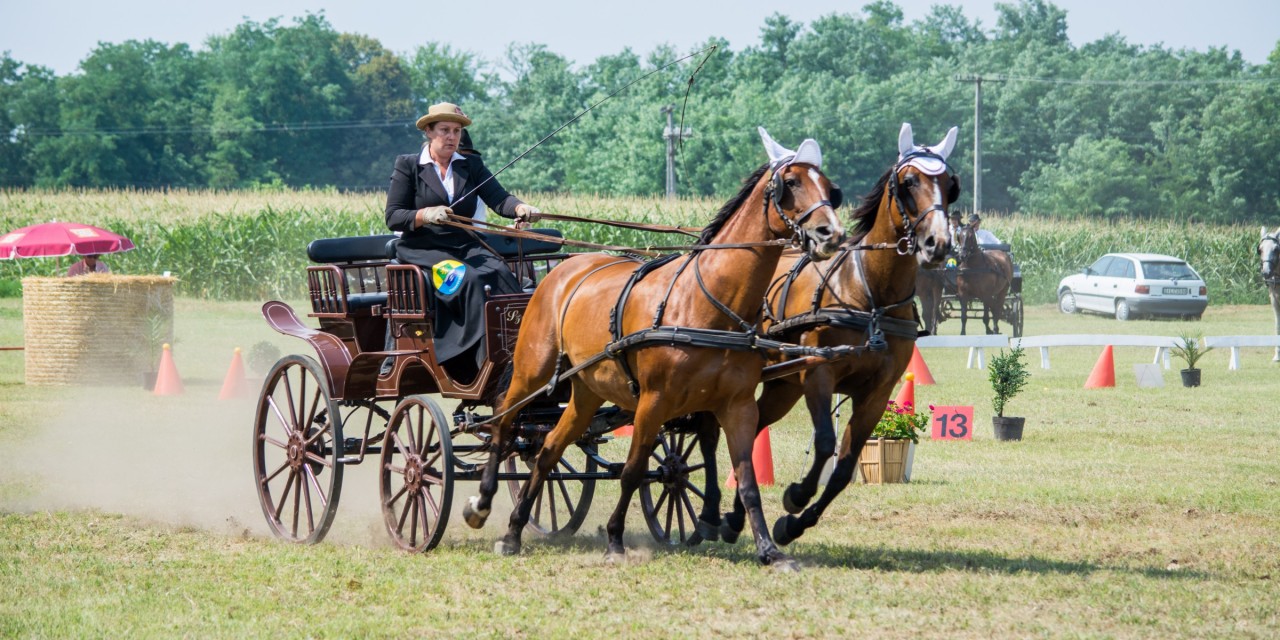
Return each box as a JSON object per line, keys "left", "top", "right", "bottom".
{"left": 927, "top": 242, "right": 1024, "bottom": 337}
{"left": 252, "top": 230, "right": 713, "bottom": 551}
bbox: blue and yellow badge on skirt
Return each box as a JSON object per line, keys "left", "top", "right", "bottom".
{"left": 432, "top": 259, "right": 466, "bottom": 295}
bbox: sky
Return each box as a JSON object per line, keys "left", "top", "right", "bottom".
{"left": 1, "top": 0, "right": 1277, "bottom": 75}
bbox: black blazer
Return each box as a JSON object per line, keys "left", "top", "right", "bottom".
{"left": 384, "top": 152, "right": 522, "bottom": 251}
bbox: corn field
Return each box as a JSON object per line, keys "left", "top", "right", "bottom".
{"left": 1, "top": 189, "right": 1271, "bottom": 305}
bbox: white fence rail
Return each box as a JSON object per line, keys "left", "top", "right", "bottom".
{"left": 918, "top": 334, "right": 1280, "bottom": 371}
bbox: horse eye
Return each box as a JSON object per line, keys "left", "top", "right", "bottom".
{"left": 784, "top": 178, "right": 799, "bottom": 188}
{"left": 903, "top": 175, "right": 918, "bottom": 188}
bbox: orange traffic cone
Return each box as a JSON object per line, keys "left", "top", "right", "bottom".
{"left": 894, "top": 373, "right": 916, "bottom": 409}
{"left": 907, "top": 345, "right": 936, "bottom": 385}
{"left": 1084, "top": 345, "right": 1116, "bottom": 389}
{"left": 153, "top": 343, "right": 185, "bottom": 396}
{"left": 614, "top": 424, "right": 634, "bottom": 437}
{"left": 725, "top": 427, "right": 775, "bottom": 488}
{"left": 218, "top": 347, "right": 247, "bottom": 400}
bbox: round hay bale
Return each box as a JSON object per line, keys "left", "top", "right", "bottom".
{"left": 22, "top": 275, "right": 177, "bottom": 386}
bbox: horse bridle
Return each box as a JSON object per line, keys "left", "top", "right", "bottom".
{"left": 1262, "top": 233, "right": 1280, "bottom": 285}
{"left": 763, "top": 161, "right": 840, "bottom": 255}
{"left": 888, "top": 150, "right": 955, "bottom": 256}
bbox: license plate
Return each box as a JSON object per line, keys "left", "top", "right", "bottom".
{"left": 1162, "top": 287, "right": 1188, "bottom": 295}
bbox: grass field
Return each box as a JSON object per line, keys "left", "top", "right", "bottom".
{"left": 1, "top": 298, "right": 1279, "bottom": 638}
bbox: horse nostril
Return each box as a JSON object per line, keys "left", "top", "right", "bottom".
{"left": 925, "top": 236, "right": 936, "bottom": 247}
{"left": 814, "top": 225, "right": 833, "bottom": 241}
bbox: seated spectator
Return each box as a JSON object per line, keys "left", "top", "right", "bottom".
{"left": 66, "top": 254, "right": 110, "bottom": 277}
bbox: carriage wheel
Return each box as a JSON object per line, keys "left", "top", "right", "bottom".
{"left": 379, "top": 395, "right": 454, "bottom": 553}
{"left": 252, "top": 355, "right": 345, "bottom": 544}
{"left": 1008, "top": 297, "right": 1024, "bottom": 337}
{"left": 505, "top": 443, "right": 598, "bottom": 538}
{"left": 639, "top": 429, "right": 710, "bottom": 546}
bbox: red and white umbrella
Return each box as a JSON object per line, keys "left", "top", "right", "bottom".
{"left": 0, "top": 222, "right": 135, "bottom": 259}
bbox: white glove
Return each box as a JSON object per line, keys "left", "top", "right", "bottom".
{"left": 416, "top": 206, "right": 452, "bottom": 228}
{"left": 514, "top": 203, "right": 542, "bottom": 224}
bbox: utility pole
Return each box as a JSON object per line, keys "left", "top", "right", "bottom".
{"left": 661, "top": 105, "right": 693, "bottom": 199}
{"left": 953, "top": 74, "right": 1005, "bottom": 213}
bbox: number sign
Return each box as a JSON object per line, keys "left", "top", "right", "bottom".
{"left": 931, "top": 405, "right": 973, "bottom": 440}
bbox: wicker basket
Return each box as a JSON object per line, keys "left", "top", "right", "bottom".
{"left": 858, "top": 438, "right": 911, "bottom": 484}
{"left": 22, "top": 275, "right": 176, "bottom": 386}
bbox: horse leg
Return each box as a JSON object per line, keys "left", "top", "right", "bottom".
{"left": 603, "top": 401, "right": 665, "bottom": 561}
{"left": 465, "top": 349, "right": 560, "bottom": 530}
{"left": 1272, "top": 291, "right": 1280, "bottom": 361}
{"left": 496, "top": 382, "right": 603, "bottom": 556}
{"left": 959, "top": 298, "right": 968, "bottom": 335}
{"left": 717, "top": 395, "right": 799, "bottom": 571}
{"left": 780, "top": 368, "right": 837, "bottom": 516}
{"left": 719, "top": 379, "right": 804, "bottom": 543}
{"left": 773, "top": 396, "right": 878, "bottom": 547}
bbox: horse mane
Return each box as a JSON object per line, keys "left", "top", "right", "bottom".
{"left": 846, "top": 168, "right": 892, "bottom": 245}
{"left": 697, "top": 162, "right": 770, "bottom": 246}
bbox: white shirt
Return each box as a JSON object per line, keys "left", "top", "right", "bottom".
{"left": 976, "top": 229, "right": 1002, "bottom": 245}
{"left": 418, "top": 149, "right": 467, "bottom": 203}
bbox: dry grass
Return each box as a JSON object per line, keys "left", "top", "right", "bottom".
{"left": 1, "top": 298, "right": 1278, "bottom": 637}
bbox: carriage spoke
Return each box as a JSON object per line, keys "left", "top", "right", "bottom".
{"left": 664, "top": 488, "right": 676, "bottom": 536}
{"left": 304, "top": 465, "right": 329, "bottom": 509}
{"left": 422, "top": 484, "right": 441, "bottom": 517}
{"left": 680, "top": 491, "right": 698, "bottom": 528}
{"left": 675, "top": 490, "right": 687, "bottom": 540}
{"left": 396, "top": 490, "right": 413, "bottom": 533}
{"left": 679, "top": 433, "right": 700, "bottom": 460}
{"left": 546, "top": 478, "right": 560, "bottom": 532}
{"left": 262, "top": 460, "right": 290, "bottom": 484}
{"left": 417, "top": 489, "right": 431, "bottom": 542}
{"left": 409, "top": 493, "right": 420, "bottom": 543}
{"left": 274, "top": 469, "right": 296, "bottom": 520}
{"left": 684, "top": 462, "right": 706, "bottom": 473}
{"left": 303, "top": 450, "right": 334, "bottom": 469}
{"left": 261, "top": 434, "right": 289, "bottom": 451}
{"left": 391, "top": 432, "right": 411, "bottom": 460}
{"left": 386, "top": 481, "right": 408, "bottom": 507}
{"left": 266, "top": 397, "right": 296, "bottom": 438}
{"left": 281, "top": 370, "right": 298, "bottom": 432}
{"left": 554, "top": 474, "right": 577, "bottom": 517}
{"left": 683, "top": 480, "right": 707, "bottom": 501}
{"left": 301, "top": 467, "right": 316, "bottom": 533}
{"left": 290, "top": 472, "right": 303, "bottom": 538}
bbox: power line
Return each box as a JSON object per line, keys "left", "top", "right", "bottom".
{"left": 999, "top": 75, "right": 1280, "bottom": 86}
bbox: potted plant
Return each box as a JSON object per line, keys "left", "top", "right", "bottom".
{"left": 859, "top": 400, "right": 930, "bottom": 484}
{"left": 988, "top": 345, "right": 1030, "bottom": 441}
{"left": 1169, "top": 331, "right": 1213, "bottom": 387}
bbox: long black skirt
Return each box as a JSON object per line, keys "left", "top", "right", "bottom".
{"left": 395, "top": 242, "right": 521, "bottom": 366}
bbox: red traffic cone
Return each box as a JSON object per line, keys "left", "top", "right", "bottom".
{"left": 907, "top": 345, "right": 936, "bottom": 385}
{"left": 153, "top": 343, "right": 185, "bottom": 396}
{"left": 218, "top": 347, "right": 247, "bottom": 400}
{"left": 726, "top": 427, "right": 775, "bottom": 488}
{"left": 894, "top": 373, "right": 916, "bottom": 410}
{"left": 1084, "top": 345, "right": 1116, "bottom": 389}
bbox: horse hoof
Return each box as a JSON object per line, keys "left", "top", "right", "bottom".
{"left": 719, "top": 522, "right": 741, "bottom": 545}
{"left": 781, "top": 483, "right": 809, "bottom": 515}
{"left": 463, "top": 496, "right": 490, "bottom": 529}
{"left": 604, "top": 549, "right": 627, "bottom": 564}
{"left": 772, "top": 516, "right": 797, "bottom": 547}
{"left": 494, "top": 538, "right": 520, "bottom": 556}
{"left": 695, "top": 518, "right": 720, "bottom": 543}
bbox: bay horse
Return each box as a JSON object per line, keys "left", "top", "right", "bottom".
{"left": 463, "top": 129, "right": 845, "bottom": 570}
{"left": 952, "top": 221, "right": 1013, "bottom": 335}
{"left": 1261, "top": 226, "right": 1280, "bottom": 361}
{"left": 714, "top": 123, "right": 959, "bottom": 546}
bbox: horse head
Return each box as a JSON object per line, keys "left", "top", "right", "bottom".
{"left": 886, "top": 123, "right": 960, "bottom": 267}
{"left": 1260, "top": 227, "right": 1280, "bottom": 281}
{"left": 955, "top": 222, "right": 980, "bottom": 264}
{"left": 758, "top": 128, "right": 846, "bottom": 260}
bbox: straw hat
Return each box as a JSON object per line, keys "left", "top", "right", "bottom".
{"left": 416, "top": 102, "right": 473, "bottom": 131}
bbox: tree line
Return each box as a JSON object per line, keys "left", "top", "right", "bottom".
{"left": 2, "top": 1, "right": 1278, "bottom": 222}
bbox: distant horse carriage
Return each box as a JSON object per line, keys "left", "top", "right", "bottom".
{"left": 1260, "top": 226, "right": 1280, "bottom": 361}
{"left": 918, "top": 222, "right": 1023, "bottom": 337}
{"left": 251, "top": 129, "right": 853, "bottom": 570}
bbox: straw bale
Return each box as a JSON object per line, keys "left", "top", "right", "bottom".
{"left": 22, "top": 275, "right": 177, "bottom": 386}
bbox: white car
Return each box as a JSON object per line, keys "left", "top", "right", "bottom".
{"left": 1057, "top": 253, "right": 1208, "bottom": 321}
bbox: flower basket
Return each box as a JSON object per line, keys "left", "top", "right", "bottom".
{"left": 858, "top": 438, "right": 911, "bottom": 484}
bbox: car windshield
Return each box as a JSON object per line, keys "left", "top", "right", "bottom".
{"left": 1141, "top": 261, "right": 1197, "bottom": 280}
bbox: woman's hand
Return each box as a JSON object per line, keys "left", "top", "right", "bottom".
{"left": 415, "top": 206, "right": 453, "bottom": 228}
{"left": 514, "top": 203, "right": 541, "bottom": 229}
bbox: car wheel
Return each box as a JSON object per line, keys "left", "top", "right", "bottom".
{"left": 1058, "top": 290, "right": 1077, "bottom": 314}
{"left": 1114, "top": 299, "right": 1131, "bottom": 321}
